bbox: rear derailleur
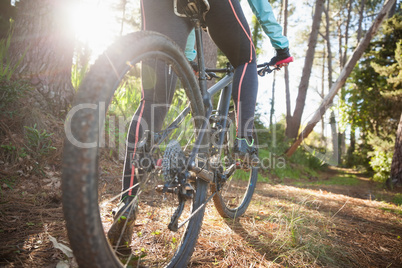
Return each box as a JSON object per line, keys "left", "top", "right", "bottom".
{"left": 157, "top": 140, "right": 195, "bottom": 232}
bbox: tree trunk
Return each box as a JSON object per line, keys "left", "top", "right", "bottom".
{"left": 321, "top": 47, "right": 326, "bottom": 148}
{"left": 347, "top": 0, "right": 365, "bottom": 162}
{"left": 120, "top": 0, "right": 127, "bottom": 36}
{"left": 330, "top": 111, "right": 339, "bottom": 164}
{"left": 285, "top": 0, "right": 397, "bottom": 157}
{"left": 388, "top": 0, "right": 397, "bottom": 18}
{"left": 283, "top": 0, "right": 292, "bottom": 138}
{"left": 10, "top": 0, "right": 75, "bottom": 115}
{"left": 338, "top": 20, "right": 344, "bottom": 69}
{"left": 338, "top": 0, "right": 353, "bottom": 164}
{"left": 343, "top": 0, "right": 353, "bottom": 66}
{"left": 357, "top": 0, "right": 366, "bottom": 42}
{"left": 346, "top": 123, "right": 356, "bottom": 165}
{"left": 389, "top": 113, "right": 402, "bottom": 187}
{"left": 324, "top": 1, "right": 333, "bottom": 89}
{"left": 286, "top": 0, "right": 325, "bottom": 140}
{"left": 270, "top": 72, "right": 276, "bottom": 127}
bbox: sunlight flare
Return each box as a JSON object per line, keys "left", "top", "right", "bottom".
{"left": 67, "top": 0, "right": 119, "bottom": 58}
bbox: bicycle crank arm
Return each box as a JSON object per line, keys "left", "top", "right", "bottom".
{"left": 223, "top": 163, "right": 236, "bottom": 178}
{"left": 189, "top": 166, "right": 214, "bottom": 183}
{"left": 168, "top": 196, "right": 185, "bottom": 232}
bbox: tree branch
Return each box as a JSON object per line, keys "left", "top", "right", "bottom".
{"left": 285, "top": 0, "right": 397, "bottom": 157}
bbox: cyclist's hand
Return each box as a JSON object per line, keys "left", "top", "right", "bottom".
{"left": 276, "top": 61, "right": 291, "bottom": 68}
{"left": 268, "top": 48, "right": 294, "bottom": 68}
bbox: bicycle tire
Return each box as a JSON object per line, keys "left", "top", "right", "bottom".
{"left": 212, "top": 120, "right": 258, "bottom": 219}
{"left": 62, "top": 31, "right": 207, "bottom": 267}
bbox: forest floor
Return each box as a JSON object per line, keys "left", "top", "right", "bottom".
{"left": 1, "top": 164, "right": 401, "bottom": 267}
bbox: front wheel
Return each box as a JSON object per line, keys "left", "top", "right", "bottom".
{"left": 62, "top": 31, "right": 207, "bottom": 267}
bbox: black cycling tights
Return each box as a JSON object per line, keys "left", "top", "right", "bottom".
{"left": 121, "top": 0, "right": 258, "bottom": 199}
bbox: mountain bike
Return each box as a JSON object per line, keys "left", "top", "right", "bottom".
{"left": 61, "top": 2, "right": 277, "bottom": 267}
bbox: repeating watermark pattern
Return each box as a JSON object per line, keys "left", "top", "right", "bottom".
{"left": 64, "top": 101, "right": 339, "bottom": 172}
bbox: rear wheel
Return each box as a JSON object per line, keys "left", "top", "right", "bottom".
{"left": 62, "top": 31, "right": 207, "bottom": 267}
{"left": 212, "top": 118, "right": 258, "bottom": 219}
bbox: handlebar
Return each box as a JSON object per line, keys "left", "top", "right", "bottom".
{"left": 256, "top": 63, "right": 280, "bottom": 76}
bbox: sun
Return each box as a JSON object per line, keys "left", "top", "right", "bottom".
{"left": 67, "top": 0, "right": 120, "bottom": 59}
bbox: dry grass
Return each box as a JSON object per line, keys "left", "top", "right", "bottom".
{"left": 1, "top": 169, "right": 402, "bottom": 267}
{"left": 187, "top": 182, "right": 402, "bottom": 267}
{"left": 190, "top": 188, "right": 336, "bottom": 267}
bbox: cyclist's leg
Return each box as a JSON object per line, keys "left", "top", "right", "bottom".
{"left": 205, "top": 0, "right": 258, "bottom": 162}
{"left": 141, "top": 0, "right": 193, "bottom": 48}
{"left": 120, "top": 86, "right": 175, "bottom": 201}
{"left": 205, "top": 0, "right": 258, "bottom": 138}
{"left": 109, "top": 66, "right": 178, "bottom": 247}
{"left": 119, "top": 0, "right": 193, "bottom": 203}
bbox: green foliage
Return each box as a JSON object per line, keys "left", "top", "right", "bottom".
{"left": 392, "top": 193, "right": 402, "bottom": 206}
{"left": 251, "top": 15, "right": 264, "bottom": 57}
{"left": 0, "top": 1, "right": 15, "bottom": 38}
{"left": 24, "top": 124, "right": 56, "bottom": 158}
{"left": 369, "top": 150, "right": 393, "bottom": 182}
{"left": 290, "top": 146, "right": 325, "bottom": 171}
{"left": 341, "top": 12, "right": 402, "bottom": 173}
{"left": 257, "top": 118, "right": 325, "bottom": 181}
{"left": 215, "top": 49, "right": 228, "bottom": 70}
{"left": 0, "top": 79, "right": 30, "bottom": 116}
{"left": 379, "top": 205, "right": 402, "bottom": 215}
{"left": 104, "top": 69, "right": 195, "bottom": 154}
{"left": 0, "top": 175, "right": 17, "bottom": 200}
{"left": 255, "top": 115, "right": 289, "bottom": 155}
{"left": 367, "top": 132, "right": 394, "bottom": 183}
{"left": 304, "top": 174, "right": 361, "bottom": 186}
{"left": 345, "top": 142, "right": 372, "bottom": 171}
{"left": 0, "top": 79, "right": 32, "bottom": 167}
{"left": 105, "top": 74, "right": 140, "bottom": 155}
{"left": 0, "top": 142, "right": 26, "bottom": 164}
{"left": 71, "top": 46, "right": 91, "bottom": 90}
{"left": 108, "top": 75, "right": 141, "bottom": 120}
{"left": 272, "top": 165, "right": 302, "bottom": 180}
{"left": 371, "top": 39, "right": 402, "bottom": 87}
{"left": 0, "top": 22, "right": 28, "bottom": 81}
{"left": 343, "top": 13, "right": 402, "bottom": 131}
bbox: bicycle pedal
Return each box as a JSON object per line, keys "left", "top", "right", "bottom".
{"left": 235, "top": 161, "right": 242, "bottom": 169}
{"left": 155, "top": 158, "right": 163, "bottom": 170}
{"left": 235, "top": 160, "right": 253, "bottom": 171}
{"left": 155, "top": 185, "right": 164, "bottom": 193}
{"left": 184, "top": 183, "right": 194, "bottom": 191}
{"left": 181, "top": 183, "right": 194, "bottom": 199}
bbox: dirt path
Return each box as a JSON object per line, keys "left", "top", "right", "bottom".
{"left": 1, "top": 167, "right": 401, "bottom": 267}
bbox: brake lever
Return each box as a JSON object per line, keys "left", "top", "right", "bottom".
{"left": 206, "top": 72, "right": 219, "bottom": 80}
{"left": 257, "top": 64, "right": 280, "bottom": 77}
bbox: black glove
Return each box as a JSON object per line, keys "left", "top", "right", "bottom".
{"left": 268, "top": 48, "right": 291, "bottom": 66}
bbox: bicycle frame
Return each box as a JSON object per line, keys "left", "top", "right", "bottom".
{"left": 185, "top": 19, "right": 234, "bottom": 182}
{"left": 165, "top": 3, "right": 276, "bottom": 182}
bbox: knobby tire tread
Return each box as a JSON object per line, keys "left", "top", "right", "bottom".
{"left": 62, "top": 31, "right": 206, "bottom": 268}
{"left": 212, "top": 133, "right": 259, "bottom": 219}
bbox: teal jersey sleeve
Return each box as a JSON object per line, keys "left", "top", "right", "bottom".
{"left": 247, "top": 0, "right": 289, "bottom": 49}
{"left": 185, "top": 29, "right": 197, "bottom": 61}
